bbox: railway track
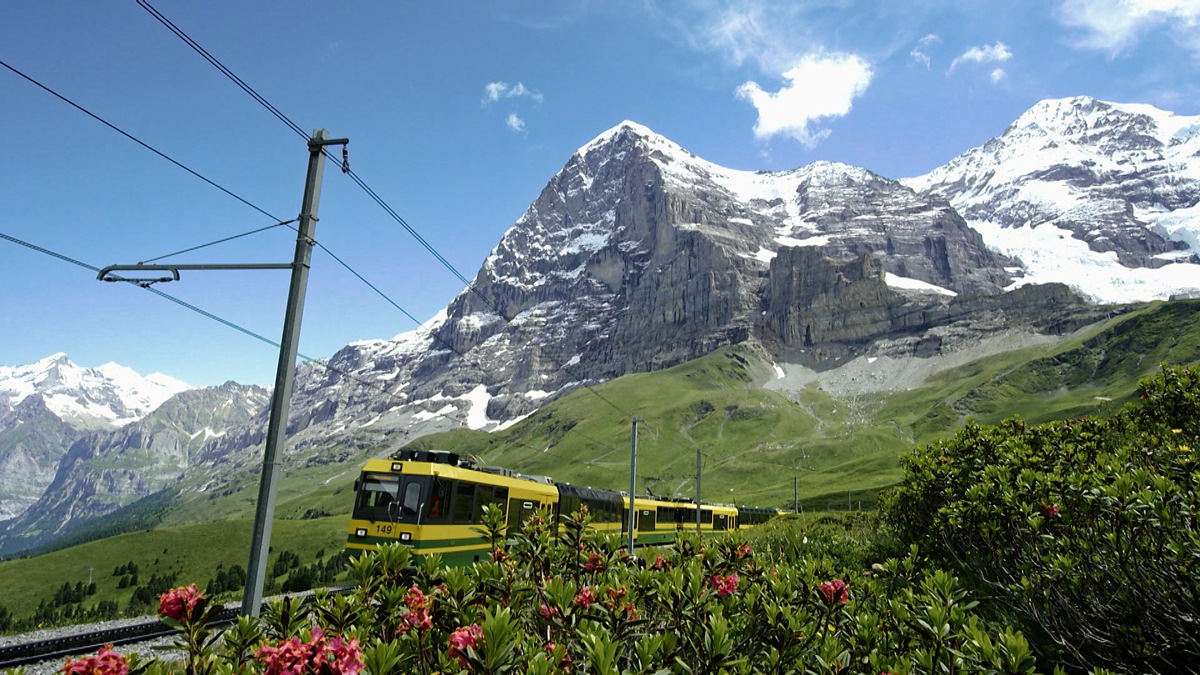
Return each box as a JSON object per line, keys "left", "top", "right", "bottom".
{"left": 0, "top": 607, "right": 240, "bottom": 670}
{"left": 0, "top": 588, "right": 351, "bottom": 671}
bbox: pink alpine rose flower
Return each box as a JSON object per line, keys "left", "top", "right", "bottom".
{"left": 60, "top": 645, "right": 129, "bottom": 675}
{"left": 448, "top": 624, "right": 484, "bottom": 668}
{"left": 157, "top": 584, "right": 206, "bottom": 623}
{"left": 817, "top": 579, "right": 849, "bottom": 605}
{"left": 711, "top": 573, "right": 739, "bottom": 598}
{"left": 574, "top": 585, "right": 597, "bottom": 609}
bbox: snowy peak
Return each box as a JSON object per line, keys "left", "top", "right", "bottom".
{"left": 903, "top": 96, "right": 1200, "bottom": 303}
{"left": 1013, "top": 96, "right": 1198, "bottom": 149}
{"left": 0, "top": 354, "right": 190, "bottom": 429}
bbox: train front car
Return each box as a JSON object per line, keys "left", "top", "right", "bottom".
{"left": 346, "top": 449, "right": 558, "bottom": 565}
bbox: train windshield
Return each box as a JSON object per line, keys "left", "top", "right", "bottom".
{"left": 354, "top": 472, "right": 427, "bottom": 523}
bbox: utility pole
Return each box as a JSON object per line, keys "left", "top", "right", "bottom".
{"left": 628, "top": 417, "right": 640, "bottom": 554}
{"left": 695, "top": 448, "right": 702, "bottom": 534}
{"left": 94, "top": 130, "right": 348, "bottom": 617}
{"left": 241, "top": 130, "right": 340, "bottom": 617}
{"left": 794, "top": 476, "right": 799, "bottom": 514}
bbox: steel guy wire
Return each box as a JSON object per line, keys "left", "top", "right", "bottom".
{"left": 0, "top": 58, "right": 280, "bottom": 223}
{"left": 139, "top": 220, "right": 297, "bottom": 264}
{"left": 133, "top": 1, "right": 638, "bottom": 424}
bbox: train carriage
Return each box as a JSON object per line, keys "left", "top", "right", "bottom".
{"left": 347, "top": 448, "right": 774, "bottom": 564}
{"left": 348, "top": 450, "right": 557, "bottom": 565}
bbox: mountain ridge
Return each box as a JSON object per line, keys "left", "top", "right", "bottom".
{"left": 2, "top": 95, "right": 1198, "bottom": 556}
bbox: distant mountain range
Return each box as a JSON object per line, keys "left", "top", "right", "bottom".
{"left": 1, "top": 96, "right": 1197, "bottom": 557}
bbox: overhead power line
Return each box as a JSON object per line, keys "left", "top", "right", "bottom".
{"left": 133, "top": 0, "right": 637, "bottom": 424}
{"left": 0, "top": 58, "right": 280, "bottom": 223}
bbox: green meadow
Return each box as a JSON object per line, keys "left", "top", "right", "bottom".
{"left": 1, "top": 298, "right": 1197, "bottom": 630}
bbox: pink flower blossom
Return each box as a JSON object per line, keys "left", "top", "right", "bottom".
{"left": 256, "top": 636, "right": 311, "bottom": 675}
{"left": 584, "top": 552, "right": 606, "bottom": 572}
{"left": 817, "top": 579, "right": 849, "bottom": 605}
{"left": 574, "top": 585, "right": 597, "bottom": 610}
{"left": 1040, "top": 503, "right": 1060, "bottom": 517}
{"left": 736, "top": 543, "right": 752, "bottom": 559}
{"left": 652, "top": 555, "right": 667, "bottom": 570}
{"left": 397, "top": 585, "right": 433, "bottom": 633}
{"left": 327, "top": 635, "right": 365, "bottom": 675}
{"left": 448, "top": 624, "right": 484, "bottom": 668}
{"left": 539, "top": 603, "right": 561, "bottom": 620}
{"left": 157, "top": 584, "right": 206, "bottom": 623}
{"left": 256, "top": 629, "right": 363, "bottom": 675}
{"left": 60, "top": 645, "right": 129, "bottom": 675}
{"left": 711, "top": 574, "right": 739, "bottom": 598}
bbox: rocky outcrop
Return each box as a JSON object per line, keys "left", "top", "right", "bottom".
{"left": 0, "top": 395, "right": 82, "bottom": 521}
{"left": 0, "top": 382, "right": 268, "bottom": 556}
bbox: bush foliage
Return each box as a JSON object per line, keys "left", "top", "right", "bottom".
{"left": 29, "top": 506, "right": 1049, "bottom": 674}
{"left": 884, "top": 364, "right": 1200, "bottom": 673}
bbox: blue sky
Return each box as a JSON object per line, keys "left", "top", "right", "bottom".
{"left": 2, "top": 0, "right": 1198, "bottom": 387}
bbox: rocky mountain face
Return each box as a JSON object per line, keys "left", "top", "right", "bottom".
{"left": 0, "top": 382, "right": 268, "bottom": 555}
{"left": 4, "top": 96, "right": 1197, "bottom": 556}
{"left": 904, "top": 96, "right": 1200, "bottom": 302}
{"left": 0, "top": 354, "right": 191, "bottom": 528}
{"left": 0, "top": 395, "right": 82, "bottom": 521}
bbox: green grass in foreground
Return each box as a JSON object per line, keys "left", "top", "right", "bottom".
{"left": 0, "top": 516, "right": 347, "bottom": 630}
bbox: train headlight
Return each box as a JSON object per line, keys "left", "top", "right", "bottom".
{"left": 391, "top": 462, "right": 403, "bottom": 472}
{"left": 400, "top": 532, "right": 412, "bottom": 542}
{"left": 355, "top": 528, "right": 367, "bottom": 538}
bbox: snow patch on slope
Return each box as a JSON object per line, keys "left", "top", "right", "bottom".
{"left": 971, "top": 220, "right": 1200, "bottom": 302}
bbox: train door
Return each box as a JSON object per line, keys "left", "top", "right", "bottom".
{"left": 507, "top": 497, "right": 537, "bottom": 532}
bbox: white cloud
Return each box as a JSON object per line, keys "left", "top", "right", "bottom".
{"left": 694, "top": 2, "right": 812, "bottom": 72}
{"left": 949, "top": 41, "right": 1013, "bottom": 72}
{"left": 505, "top": 113, "right": 526, "bottom": 132}
{"left": 482, "top": 81, "right": 544, "bottom": 105}
{"left": 736, "top": 51, "right": 873, "bottom": 148}
{"left": 990, "top": 68, "right": 1007, "bottom": 83}
{"left": 1059, "top": 0, "right": 1200, "bottom": 54}
{"left": 910, "top": 34, "right": 940, "bottom": 69}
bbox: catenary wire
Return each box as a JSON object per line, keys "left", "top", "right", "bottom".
{"left": 136, "top": 0, "right": 308, "bottom": 142}
{"left": 48, "top": 4, "right": 666, "bottom": 450}
{"left": 129, "top": 2, "right": 633, "bottom": 420}
{"left": 140, "top": 220, "right": 296, "bottom": 264}
{"left": 0, "top": 58, "right": 280, "bottom": 223}
{"left": 0, "top": 53, "right": 472, "bottom": 376}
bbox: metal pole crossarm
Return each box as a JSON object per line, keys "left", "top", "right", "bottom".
{"left": 97, "top": 263, "right": 293, "bottom": 283}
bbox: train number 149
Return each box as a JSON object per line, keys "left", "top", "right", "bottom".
{"left": 375, "top": 523, "right": 394, "bottom": 536}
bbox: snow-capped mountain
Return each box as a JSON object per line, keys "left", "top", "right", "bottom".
{"left": 0, "top": 353, "right": 190, "bottom": 429}
{"left": 0, "top": 354, "right": 193, "bottom": 526}
{"left": 6, "top": 96, "right": 1197, "bottom": 556}
{"left": 0, "top": 381, "right": 269, "bottom": 554}
{"left": 904, "top": 96, "right": 1200, "bottom": 303}
{"left": 260, "top": 116, "right": 1077, "bottom": 466}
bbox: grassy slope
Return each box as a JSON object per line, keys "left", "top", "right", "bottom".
{"left": 3, "top": 299, "right": 1199, "bottom": 623}
{"left": 0, "top": 516, "right": 347, "bottom": 622}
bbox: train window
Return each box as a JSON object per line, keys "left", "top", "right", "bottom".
{"left": 428, "top": 477, "right": 452, "bottom": 520}
{"left": 402, "top": 481, "right": 421, "bottom": 516}
{"left": 354, "top": 473, "right": 399, "bottom": 519}
{"left": 474, "top": 486, "right": 508, "bottom": 522}
{"left": 453, "top": 483, "right": 477, "bottom": 524}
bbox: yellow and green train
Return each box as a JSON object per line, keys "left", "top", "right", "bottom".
{"left": 347, "top": 449, "right": 782, "bottom": 565}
